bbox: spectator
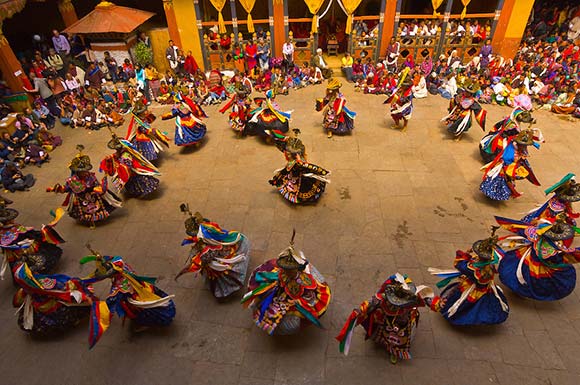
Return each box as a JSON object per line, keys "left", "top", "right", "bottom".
{"left": 257, "top": 38, "right": 270, "bottom": 70}
{"left": 341, "top": 52, "right": 354, "bottom": 82}
{"left": 1, "top": 162, "right": 35, "bottom": 192}
{"left": 44, "top": 48, "right": 65, "bottom": 77}
{"left": 52, "top": 29, "right": 70, "bottom": 54}
{"left": 23, "top": 72, "right": 60, "bottom": 116}
{"left": 166, "top": 40, "right": 180, "bottom": 71}
{"left": 104, "top": 51, "right": 119, "bottom": 83}
{"left": 33, "top": 101, "right": 56, "bottom": 129}
{"left": 282, "top": 38, "right": 294, "bottom": 65}
{"left": 311, "top": 48, "right": 332, "bottom": 79}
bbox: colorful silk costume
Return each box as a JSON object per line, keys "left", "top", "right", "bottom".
{"left": 126, "top": 109, "right": 169, "bottom": 162}
{"left": 522, "top": 174, "right": 580, "bottom": 228}
{"left": 496, "top": 216, "right": 580, "bottom": 301}
{"left": 0, "top": 199, "right": 64, "bottom": 279}
{"left": 442, "top": 81, "right": 487, "bottom": 138}
{"left": 242, "top": 236, "right": 331, "bottom": 335}
{"left": 47, "top": 146, "right": 122, "bottom": 226}
{"left": 99, "top": 136, "right": 161, "bottom": 198}
{"left": 385, "top": 73, "right": 414, "bottom": 129}
{"left": 429, "top": 233, "right": 509, "bottom": 326}
{"left": 161, "top": 93, "right": 207, "bottom": 146}
{"left": 480, "top": 106, "right": 535, "bottom": 163}
{"left": 316, "top": 78, "right": 356, "bottom": 136}
{"left": 219, "top": 91, "right": 252, "bottom": 134}
{"left": 245, "top": 90, "right": 291, "bottom": 138}
{"left": 12, "top": 263, "right": 93, "bottom": 336}
{"left": 176, "top": 206, "right": 250, "bottom": 299}
{"left": 336, "top": 273, "right": 433, "bottom": 364}
{"left": 269, "top": 130, "right": 330, "bottom": 204}
{"left": 480, "top": 129, "right": 543, "bottom": 201}
{"left": 81, "top": 251, "right": 176, "bottom": 346}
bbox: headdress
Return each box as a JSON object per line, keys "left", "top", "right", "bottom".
{"left": 0, "top": 196, "right": 18, "bottom": 223}
{"left": 545, "top": 174, "right": 580, "bottom": 203}
{"left": 180, "top": 203, "right": 204, "bottom": 237}
{"left": 542, "top": 217, "right": 575, "bottom": 241}
{"left": 462, "top": 79, "right": 480, "bottom": 94}
{"left": 511, "top": 106, "right": 535, "bottom": 124}
{"left": 326, "top": 78, "right": 342, "bottom": 91}
{"left": 80, "top": 243, "right": 114, "bottom": 279}
{"left": 514, "top": 129, "right": 534, "bottom": 146}
{"left": 379, "top": 273, "right": 420, "bottom": 307}
{"left": 276, "top": 230, "right": 308, "bottom": 271}
{"left": 69, "top": 144, "right": 93, "bottom": 172}
{"left": 285, "top": 128, "right": 306, "bottom": 156}
{"left": 106, "top": 127, "right": 123, "bottom": 150}
{"left": 472, "top": 226, "right": 500, "bottom": 261}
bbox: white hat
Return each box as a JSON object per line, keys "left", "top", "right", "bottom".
{"left": 316, "top": 48, "right": 322, "bottom": 53}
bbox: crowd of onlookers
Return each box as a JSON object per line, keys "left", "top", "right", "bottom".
{"left": 1, "top": 0, "right": 578, "bottom": 193}
{"left": 347, "top": 1, "right": 580, "bottom": 119}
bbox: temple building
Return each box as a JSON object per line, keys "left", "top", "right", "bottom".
{"left": 0, "top": 0, "right": 536, "bottom": 96}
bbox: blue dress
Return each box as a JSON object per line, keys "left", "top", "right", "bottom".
{"left": 437, "top": 250, "right": 509, "bottom": 325}
{"left": 499, "top": 248, "right": 576, "bottom": 301}
{"left": 162, "top": 107, "right": 207, "bottom": 146}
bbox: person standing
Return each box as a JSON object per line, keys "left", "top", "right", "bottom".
{"left": 165, "top": 40, "right": 180, "bottom": 72}
{"left": 282, "top": 38, "right": 294, "bottom": 69}
{"left": 23, "top": 72, "right": 60, "bottom": 116}
{"left": 257, "top": 38, "right": 270, "bottom": 70}
{"left": 104, "top": 51, "right": 119, "bottom": 83}
{"left": 84, "top": 62, "right": 104, "bottom": 91}
{"left": 44, "top": 49, "right": 65, "bottom": 78}
{"left": 384, "top": 37, "right": 400, "bottom": 72}
{"left": 479, "top": 39, "right": 493, "bottom": 70}
{"left": 184, "top": 51, "right": 199, "bottom": 75}
{"left": 245, "top": 40, "right": 258, "bottom": 70}
{"left": 52, "top": 30, "right": 70, "bottom": 56}
{"left": 51, "top": 30, "right": 70, "bottom": 73}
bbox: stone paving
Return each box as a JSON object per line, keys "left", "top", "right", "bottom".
{"left": 1, "top": 83, "right": 580, "bottom": 385}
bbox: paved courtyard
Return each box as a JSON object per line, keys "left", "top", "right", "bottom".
{"left": 1, "top": 83, "right": 580, "bottom": 385}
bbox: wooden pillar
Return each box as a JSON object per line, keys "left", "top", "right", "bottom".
{"left": 436, "top": 0, "right": 454, "bottom": 57}
{"left": 58, "top": 0, "right": 78, "bottom": 27}
{"left": 378, "top": 0, "right": 395, "bottom": 58}
{"left": 491, "top": 0, "right": 533, "bottom": 59}
{"left": 0, "top": 22, "right": 30, "bottom": 92}
{"left": 193, "top": 0, "right": 210, "bottom": 70}
{"left": 283, "top": 0, "right": 289, "bottom": 37}
{"left": 162, "top": 0, "right": 182, "bottom": 48}
{"left": 229, "top": 0, "right": 239, "bottom": 42}
{"left": 272, "top": 0, "right": 285, "bottom": 57}
{"left": 392, "top": 0, "right": 403, "bottom": 40}
{"left": 490, "top": 0, "right": 505, "bottom": 38}
{"left": 172, "top": 0, "right": 204, "bottom": 69}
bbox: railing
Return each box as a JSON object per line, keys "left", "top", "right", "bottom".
{"left": 397, "top": 33, "right": 442, "bottom": 64}
{"left": 439, "top": 34, "right": 484, "bottom": 63}
{"left": 288, "top": 30, "right": 314, "bottom": 64}
{"left": 202, "top": 31, "right": 271, "bottom": 71}
{"left": 349, "top": 16, "right": 380, "bottom": 60}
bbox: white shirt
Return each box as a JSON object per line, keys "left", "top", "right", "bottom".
{"left": 282, "top": 43, "right": 294, "bottom": 56}
{"left": 65, "top": 78, "right": 80, "bottom": 91}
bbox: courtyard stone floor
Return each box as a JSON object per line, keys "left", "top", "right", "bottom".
{"left": 1, "top": 82, "right": 580, "bottom": 385}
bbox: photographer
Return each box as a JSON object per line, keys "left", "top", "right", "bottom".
{"left": 23, "top": 72, "right": 60, "bottom": 116}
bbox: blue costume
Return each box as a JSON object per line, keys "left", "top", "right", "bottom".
{"left": 496, "top": 216, "right": 580, "bottom": 301}
{"left": 430, "top": 235, "right": 509, "bottom": 326}
{"left": 161, "top": 94, "right": 207, "bottom": 147}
